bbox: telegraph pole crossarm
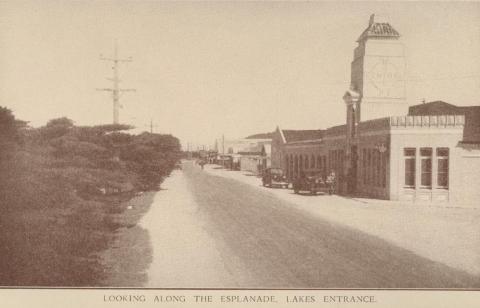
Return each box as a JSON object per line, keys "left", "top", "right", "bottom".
{"left": 119, "top": 88, "right": 136, "bottom": 96}
{"left": 97, "top": 41, "right": 136, "bottom": 124}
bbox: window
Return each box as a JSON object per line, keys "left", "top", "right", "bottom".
{"left": 331, "top": 150, "right": 335, "bottom": 172}
{"left": 334, "top": 151, "right": 337, "bottom": 171}
{"left": 375, "top": 150, "right": 380, "bottom": 187}
{"left": 404, "top": 148, "right": 415, "bottom": 187}
{"left": 285, "top": 156, "right": 290, "bottom": 177}
{"left": 339, "top": 150, "right": 344, "bottom": 172}
{"left": 381, "top": 152, "right": 387, "bottom": 188}
{"left": 420, "top": 148, "right": 432, "bottom": 188}
{"left": 294, "top": 156, "right": 299, "bottom": 176}
{"left": 363, "top": 149, "right": 367, "bottom": 185}
{"left": 367, "top": 149, "right": 373, "bottom": 185}
{"left": 311, "top": 155, "right": 315, "bottom": 168}
{"left": 378, "top": 151, "right": 382, "bottom": 187}
{"left": 317, "top": 156, "right": 321, "bottom": 169}
{"left": 305, "top": 156, "right": 309, "bottom": 169}
{"left": 290, "top": 155, "right": 294, "bottom": 176}
{"left": 335, "top": 150, "right": 339, "bottom": 174}
{"left": 328, "top": 150, "right": 333, "bottom": 171}
{"left": 437, "top": 148, "right": 449, "bottom": 188}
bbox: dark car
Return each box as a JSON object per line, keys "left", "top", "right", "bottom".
{"left": 262, "top": 168, "right": 289, "bottom": 188}
{"left": 292, "top": 172, "right": 328, "bottom": 195}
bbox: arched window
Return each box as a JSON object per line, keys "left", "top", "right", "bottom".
{"left": 290, "top": 154, "right": 294, "bottom": 179}
{"left": 285, "top": 156, "right": 290, "bottom": 178}
{"left": 294, "top": 155, "right": 299, "bottom": 177}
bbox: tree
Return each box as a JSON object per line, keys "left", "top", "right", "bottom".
{"left": 0, "top": 106, "right": 20, "bottom": 157}
{"left": 40, "top": 117, "right": 75, "bottom": 141}
{"left": 46, "top": 117, "right": 74, "bottom": 128}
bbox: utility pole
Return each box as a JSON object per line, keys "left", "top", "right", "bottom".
{"left": 222, "top": 134, "right": 225, "bottom": 154}
{"left": 145, "top": 119, "right": 158, "bottom": 133}
{"left": 97, "top": 41, "right": 136, "bottom": 124}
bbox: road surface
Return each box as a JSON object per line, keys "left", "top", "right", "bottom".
{"left": 140, "top": 161, "right": 480, "bottom": 288}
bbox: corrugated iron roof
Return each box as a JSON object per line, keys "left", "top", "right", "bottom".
{"left": 245, "top": 132, "right": 275, "bottom": 139}
{"left": 325, "top": 124, "right": 347, "bottom": 137}
{"left": 408, "top": 101, "right": 468, "bottom": 116}
{"left": 281, "top": 129, "right": 324, "bottom": 143}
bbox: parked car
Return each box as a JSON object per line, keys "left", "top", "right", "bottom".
{"left": 262, "top": 168, "right": 289, "bottom": 188}
{"left": 292, "top": 172, "right": 328, "bottom": 195}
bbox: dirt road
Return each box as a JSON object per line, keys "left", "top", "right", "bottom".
{"left": 140, "top": 161, "right": 479, "bottom": 288}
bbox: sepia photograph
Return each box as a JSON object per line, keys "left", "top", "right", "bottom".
{"left": 0, "top": 1, "right": 479, "bottom": 304}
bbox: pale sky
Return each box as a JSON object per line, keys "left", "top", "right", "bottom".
{"left": 1, "top": 1, "right": 479, "bottom": 149}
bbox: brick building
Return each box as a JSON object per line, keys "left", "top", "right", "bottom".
{"left": 271, "top": 14, "right": 480, "bottom": 205}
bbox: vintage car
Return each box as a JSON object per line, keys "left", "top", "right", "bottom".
{"left": 262, "top": 168, "right": 289, "bottom": 188}
{"left": 292, "top": 172, "right": 328, "bottom": 195}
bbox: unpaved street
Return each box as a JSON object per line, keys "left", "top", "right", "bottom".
{"left": 140, "top": 161, "right": 480, "bottom": 288}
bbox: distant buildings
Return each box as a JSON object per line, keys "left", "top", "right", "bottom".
{"left": 214, "top": 137, "right": 272, "bottom": 173}
{"left": 271, "top": 14, "right": 480, "bottom": 205}
{"left": 239, "top": 143, "right": 272, "bottom": 175}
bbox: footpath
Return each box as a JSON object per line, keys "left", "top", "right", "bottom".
{"left": 203, "top": 164, "right": 480, "bottom": 276}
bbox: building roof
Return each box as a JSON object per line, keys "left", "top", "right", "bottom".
{"left": 408, "top": 101, "right": 477, "bottom": 116}
{"left": 245, "top": 132, "right": 275, "bottom": 139}
{"left": 281, "top": 129, "right": 324, "bottom": 143}
{"left": 357, "top": 14, "right": 400, "bottom": 42}
{"left": 408, "top": 101, "right": 480, "bottom": 143}
{"left": 325, "top": 124, "right": 347, "bottom": 137}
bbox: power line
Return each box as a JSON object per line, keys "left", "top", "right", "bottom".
{"left": 406, "top": 74, "right": 480, "bottom": 83}
{"left": 96, "top": 40, "right": 136, "bottom": 124}
{"left": 315, "top": 74, "right": 480, "bottom": 86}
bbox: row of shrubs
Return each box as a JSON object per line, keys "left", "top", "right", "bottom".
{"left": 0, "top": 107, "right": 181, "bottom": 285}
